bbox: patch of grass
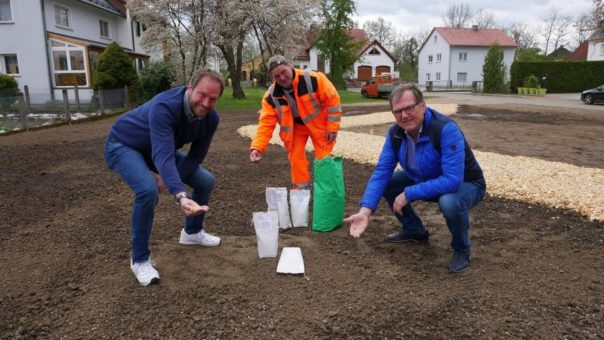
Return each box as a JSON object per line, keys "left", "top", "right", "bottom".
{"left": 216, "top": 87, "right": 387, "bottom": 111}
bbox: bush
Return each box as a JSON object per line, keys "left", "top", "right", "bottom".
{"left": 0, "top": 73, "right": 19, "bottom": 112}
{"left": 523, "top": 75, "right": 539, "bottom": 88}
{"left": 511, "top": 61, "right": 604, "bottom": 93}
{"left": 0, "top": 73, "right": 19, "bottom": 97}
{"left": 93, "top": 42, "right": 141, "bottom": 104}
{"left": 482, "top": 43, "right": 507, "bottom": 93}
{"left": 140, "top": 62, "right": 174, "bottom": 101}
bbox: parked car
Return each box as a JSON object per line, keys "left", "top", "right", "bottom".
{"left": 361, "top": 73, "right": 396, "bottom": 98}
{"left": 581, "top": 84, "right": 604, "bottom": 104}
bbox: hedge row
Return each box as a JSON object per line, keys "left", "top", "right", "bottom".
{"left": 510, "top": 61, "right": 604, "bottom": 93}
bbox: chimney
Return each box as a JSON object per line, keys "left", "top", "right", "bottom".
{"left": 472, "top": 25, "right": 478, "bottom": 31}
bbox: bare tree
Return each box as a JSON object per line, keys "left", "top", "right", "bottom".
{"left": 574, "top": 13, "right": 595, "bottom": 45}
{"left": 363, "top": 17, "right": 396, "bottom": 49}
{"left": 505, "top": 23, "right": 539, "bottom": 50}
{"left": 594, "top": 0, "right": 604, "bottom": 29}
{"left": 443, "top": 3, "right": 473, "bottom": 28}
{"left": 128, "top": 0, "right": 211, "bottom": 84}
{"left": 541, "top": 7, "right": 572, "bottom": 55}
{"left": 473, "top": 8, "right": 497, "bottom": 29}
{"left": 248, "top": 0, "right": 321, "bottom": 75}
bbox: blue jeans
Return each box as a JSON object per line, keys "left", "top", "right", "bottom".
{"left": 104, "top": 135, "right": 215, "bottom": 262}
{"left": 383, "top": 171, "right": 486, "bottom": 251}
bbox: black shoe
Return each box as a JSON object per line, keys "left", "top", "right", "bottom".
{"left": 386, "top": 229, "right": 430, "bottom": 243}
{"left": 448, "top": 250, "right": 471, "bottom": 273}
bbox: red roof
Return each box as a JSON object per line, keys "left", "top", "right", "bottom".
{"left": 566, "top": 41, "right": 588, "bottom": 61}
{"left": 294, "top": 28, "right": 369, "bottom": 60}
{"left": 433, "top": 27, "right": 517, "bottom": 47}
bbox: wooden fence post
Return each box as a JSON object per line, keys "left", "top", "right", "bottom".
{"left": 74, "top": 85, "right": 81, "bottom": 112}
{"left": 23, "top": 85, "right": 32, "bottom": 112}
{"left": 62, "top": 89, "right": 71, "bottom": 123}
{"left": 18, "top": 93, "right": 28, "bottom": 131}
{"left": 123, "top": 85, "right": 130, "bottom": 109}
{"left": 99, "top": 88, "right": 105, "bottom": 115}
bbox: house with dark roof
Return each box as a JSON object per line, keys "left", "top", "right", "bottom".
{"left": 0, "top": 0, "right": 155, "bottom": 102}
{"left": 293, "top": 28, "right": 398, "bottom": 83}
{"left": 547, "top": 45, "right": 571, "bottom": 59}
{"left": 418, "top": 27, "right": 517, "bottom": 88}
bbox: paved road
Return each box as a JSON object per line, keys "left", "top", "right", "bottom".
{"left": 427, "top": 91, "right": 604, "bottom": 112}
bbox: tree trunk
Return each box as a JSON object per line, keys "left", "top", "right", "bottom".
{"left": 219, "top": 45, "right": 245, "bottom": 99}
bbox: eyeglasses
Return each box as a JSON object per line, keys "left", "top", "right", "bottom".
{"left": 392, "top": 102, "right": 419, "bottom": 117}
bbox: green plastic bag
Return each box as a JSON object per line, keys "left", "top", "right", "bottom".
{"left": 312, "top": 156, "right": 345, "bottom": 232}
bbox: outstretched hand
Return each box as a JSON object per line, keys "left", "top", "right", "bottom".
{"left": 343, "top": 207, "right": 372, "bottom": 238}
{"left": 179, "top": 197, "right": 209, "bottom": 217}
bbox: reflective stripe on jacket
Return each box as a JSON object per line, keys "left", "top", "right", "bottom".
{"left": 251, "top": 68, "right": 342, "bottom": 153}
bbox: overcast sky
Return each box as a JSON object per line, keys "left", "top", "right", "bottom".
{"left": 353, "top": 0, "right": 594, "bottom": 48}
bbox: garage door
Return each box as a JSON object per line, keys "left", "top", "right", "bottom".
{"left": 376, "top": 66, "right": 391, "bottom": 75}
{"left": 357, "top": 66, "right": 372, "bottom": 81}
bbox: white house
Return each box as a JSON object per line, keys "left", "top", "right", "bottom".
{"left": 418, "top": 27, "right": 517, "bottom": 88}
{"left": 0, "top": 0, "right": 154, "bottom": 102}
{"left": 586, "top": 30, "right": 604, "bottom": 61}
{"left": 293, "top": 29, "right": 398, "bottom": 83}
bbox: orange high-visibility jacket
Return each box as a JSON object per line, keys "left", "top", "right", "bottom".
{"left": 251, "top": 69, "right": 342, "bottom": 153}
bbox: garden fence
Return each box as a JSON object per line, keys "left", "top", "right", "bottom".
{"left": 0, "top": 85, "right": 131, "bottom": 132}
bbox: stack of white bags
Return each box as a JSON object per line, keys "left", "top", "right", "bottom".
{"left": 252, "top": 187, "right": 310, "bottom": 258}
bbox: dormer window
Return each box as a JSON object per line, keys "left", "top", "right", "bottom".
{"left": 368, "top": 47, "right": 380, "bottom": 55}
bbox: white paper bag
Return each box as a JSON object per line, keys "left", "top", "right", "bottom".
{"left": 289, "top": 189, "right": 310, "bottom": 228}
{"left": 276, "top": 247, "right": 305, "bottom": 274}
{"left": 252, "top": 211, "right": 279, "bottom": 258}
{"left": 266, "top": 187, "right": 291, "bottom": 229}
{"left": 266, "top": 187, "right": 286, "bottom": 211}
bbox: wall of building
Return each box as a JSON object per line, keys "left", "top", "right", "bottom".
{"left": 0, "top": 0, "right": 53, "bottom": 98}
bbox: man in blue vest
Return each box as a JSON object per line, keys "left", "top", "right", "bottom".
{"left": 344, "top": 83, "right": 486, "bottom": 273}
{"left": 104, "top": 69, "right": 224, "bottom": 286}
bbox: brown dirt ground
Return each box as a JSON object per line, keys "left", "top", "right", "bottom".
{"left": 1, "top": 101, "right": 603, "bottom": 338}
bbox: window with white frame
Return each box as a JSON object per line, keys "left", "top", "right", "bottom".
{"left": 50, "top": 39, "right": 87, "bottom": 86}
{"left": 99, "top": 20, "right": 109, "bottom": 38}
{"left": 457, "top": 72, "right": 467, "bottom": 83}
{"left": 434, "top": 35, "right": 437, "bottom": 44}
{"left": 55, "top": 4, "right": 70, "bottom": 28}
{"left": 1, "top": 54, "right": 19, "bottom": 75}
{"left": 0, "top": 0, "right": 13, "bottom": 22}
{"left": 436, "top": 72, "right": 441, "bottom": 81}
{"left": 458, "top": 52, "right": 468, "bottom": 61}
{"left": 437, "top": 53, "right": 442, "bottom": 62}
{"left": 428, "top": 55, "right": 433, "bottom": 63}
{"left": 426, "top": 73, "right": 431, "bottom": 81}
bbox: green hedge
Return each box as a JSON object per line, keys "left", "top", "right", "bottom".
{"left": 510, "top": 61, "right": 604, "bottom": 93}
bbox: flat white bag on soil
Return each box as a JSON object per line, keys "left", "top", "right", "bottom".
{"left": 266, "top": 187, "right": 291, "bottom": 229}
{"left": 289, "top": 189, "right": 310, "bottom": 227}
{"left": 252, "top": 211, "right": 279, "bottom": 258}
{"left": 276, "top": 247, "right": 305, "bottom": 274}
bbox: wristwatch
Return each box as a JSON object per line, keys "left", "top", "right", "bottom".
{"left": 175, "top": 192, "right": 189, "bottom": 206}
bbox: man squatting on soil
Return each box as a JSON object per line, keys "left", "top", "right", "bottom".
{"left": 344, "top": 83, "right": 487, "bottom": 273}
{"left": 104, "top": 69, "right": 224, "bottom": 286}
{"left": 249, "top": 55, "right": 342, "bottom": 189}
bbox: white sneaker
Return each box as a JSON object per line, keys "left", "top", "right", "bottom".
{"left": 179, "top": 229, "right": 221, "bottom": 246}
{"left": 130, "top": 259, "right": 160, "bottom": 286}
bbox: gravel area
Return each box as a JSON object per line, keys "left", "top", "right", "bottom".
{"left": 238, "top": 104, "right": 604, "bottom": 222}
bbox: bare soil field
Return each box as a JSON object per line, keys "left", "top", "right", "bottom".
{"left": 0, "top": 101, "right": 603, "bottom": 338}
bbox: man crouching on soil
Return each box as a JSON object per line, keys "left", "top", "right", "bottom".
{"left": 104, "top": 69, "right": 224, "bottom": 286}
{"left": 344, "top": 83, "right": 486, "bottom": 273}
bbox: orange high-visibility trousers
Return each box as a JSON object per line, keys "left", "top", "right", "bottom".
{"left": 289, "top": 124, "right": 335, "bottom": 188}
